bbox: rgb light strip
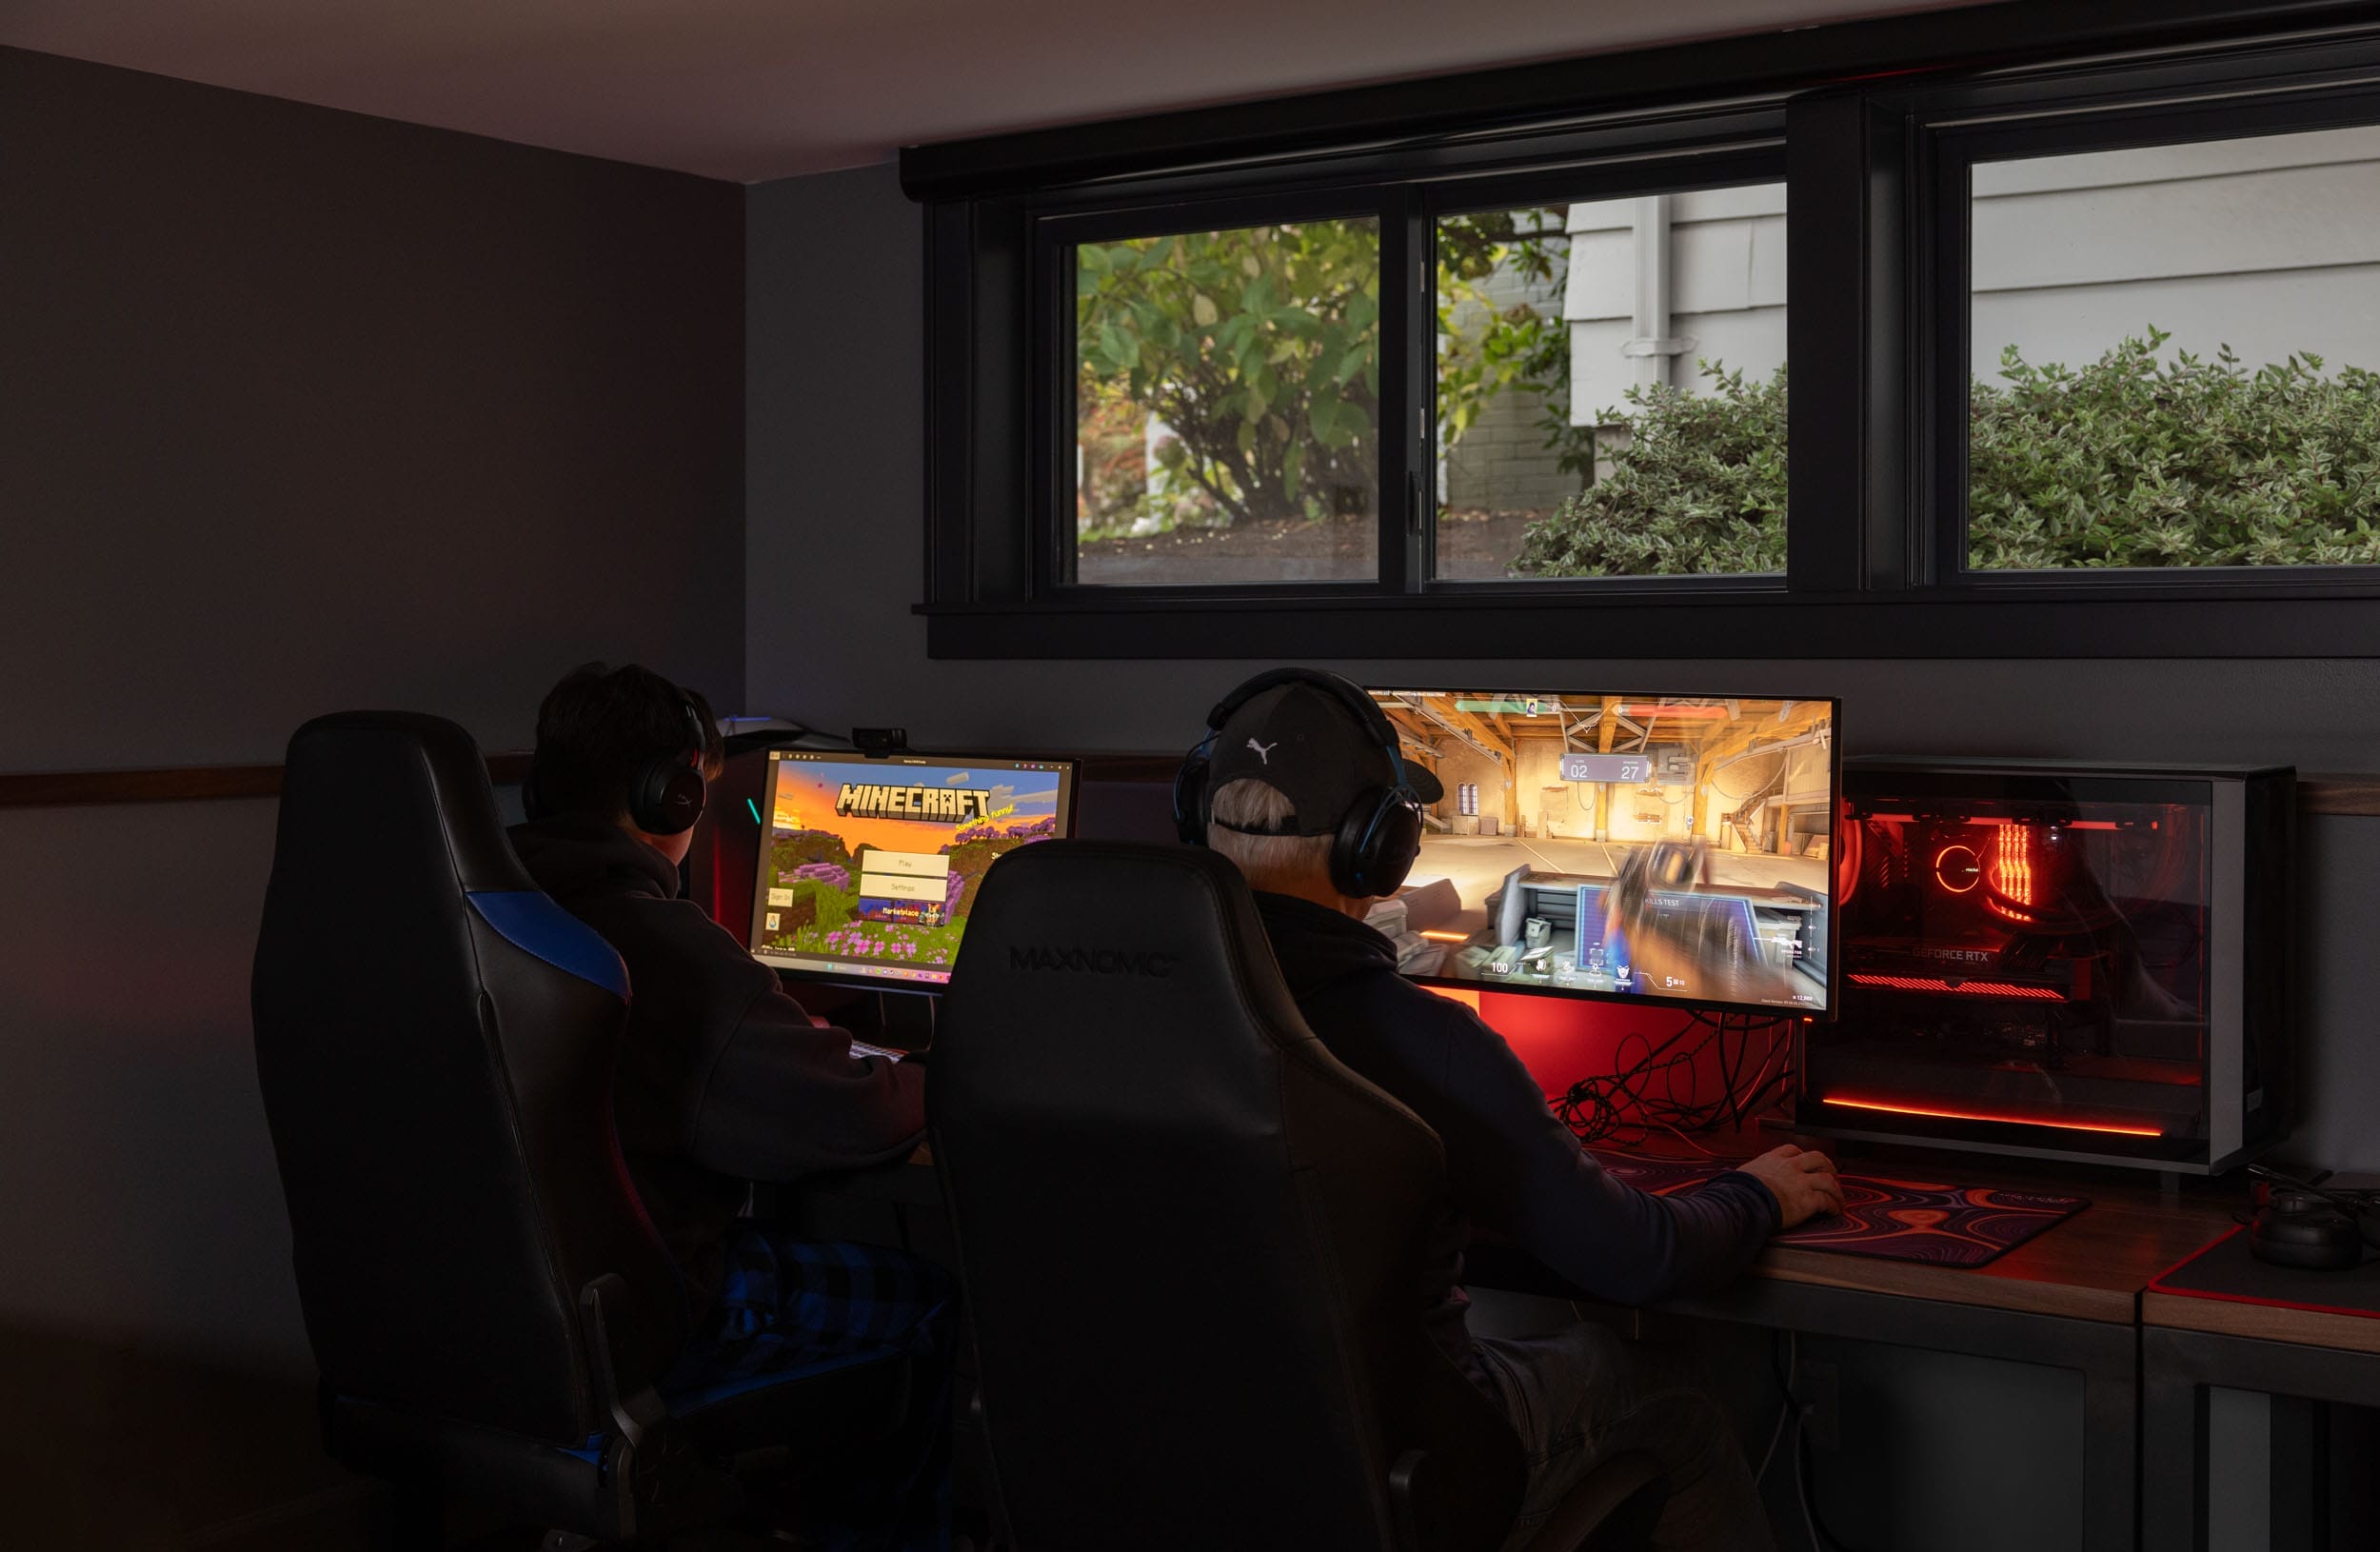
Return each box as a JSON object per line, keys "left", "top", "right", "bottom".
{"left": 1848, "top": 973, "right": 2066, "bottom": 1002}
{"left": 1820, "top": 1095, "right": 2164, "bottom": 1137}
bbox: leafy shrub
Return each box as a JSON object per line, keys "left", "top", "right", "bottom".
{"left": 1512, "top": 364, "right": 1787, "bottom": 578}
{"left": 1970, "top": 329, "right": 2380, "bottom": 568}
{"left": 1512, "top": 332, "right": 2380, "bottom": 577}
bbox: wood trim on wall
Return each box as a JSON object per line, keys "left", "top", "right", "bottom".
{"left": 7, "top": 756, "right": 2380, "bottom": 814}
{"left": 0, "top": 753, "right": 536, "bottom": 810}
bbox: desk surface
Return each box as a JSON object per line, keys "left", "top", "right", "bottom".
{"left": 1460, "top": 1146, "right": 2237, "bottom": 1324}
{"left": 878, "top": 1140, "right": 2235, "bottom": 1324}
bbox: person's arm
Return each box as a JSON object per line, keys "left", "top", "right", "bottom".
{"left": 643, "top": 904, "right": 927, "bottom": 1182}
{"left": 1420, "top": 1003, "right": 1783, "bottom": 1306}
{"left": 687, "top": 982, "right": 927, "bottom": 1183}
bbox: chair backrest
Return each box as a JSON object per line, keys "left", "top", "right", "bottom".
{"left": 252, "top": 712, "right": 684, "bottom": 1446}
{"left": 932, "top": 841, "right": 1522, "bottom": 1551}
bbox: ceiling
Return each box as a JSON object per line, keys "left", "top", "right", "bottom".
{"left": 2, "top": 0, "right": 1988, "bottom": 184}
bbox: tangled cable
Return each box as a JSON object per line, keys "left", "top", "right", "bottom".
{"left": 1549, "top": 1010, "right": 1797, "bottom": 1150}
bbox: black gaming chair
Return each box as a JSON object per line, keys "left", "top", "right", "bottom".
{"left": 251, "top": 712, "right": 907, "bottom": 1544}
{"left": 930, "top": 840, "right": 1667, "bottom": 1552}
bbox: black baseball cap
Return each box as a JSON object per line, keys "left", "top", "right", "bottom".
{"left": 1205, "top": 682, "right": 1442, "bottom": 835}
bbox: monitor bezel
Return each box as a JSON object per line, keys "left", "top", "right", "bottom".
{"left": 1367, "top": 683, "right": 1842, "bottom": 1022}
{"left": 747, "top": 747, "right": 1081, "bottom": 995}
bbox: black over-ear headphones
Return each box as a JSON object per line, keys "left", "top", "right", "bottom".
{"left": 525, "top": 695, "right": 708, "bottom": 835}
{"left": 1173, "top": 667, "right": 1426, "bottom": 900}
{"left": 2247, "top": 1164, "right": 2379, "bottom": 1271}
{"left": 628, "top": 699, "right": 710, "bottom": 836}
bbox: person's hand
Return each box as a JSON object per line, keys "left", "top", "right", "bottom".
{"left": 1738, "top": 1144, "right": 1844, "bottom": 1230}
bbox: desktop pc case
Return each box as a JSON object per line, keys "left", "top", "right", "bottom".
{"left": 1793, "top": 761, "right": 2293, "bottom": 1174}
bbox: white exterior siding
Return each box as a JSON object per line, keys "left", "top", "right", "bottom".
{"left": 1970, "top": 126, "right": 2380, "bottom": 380}
{"left": 1446, "top": 127, "right": 2380, "bottom": 504}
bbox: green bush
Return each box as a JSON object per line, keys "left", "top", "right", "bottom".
{"left": 1512, "top": 363, "right": 1787, "bottom": 578}
{"left": 1512, "top": 332, "right": 2380, "bottom": 577}
{"left": 1971, "top": 329, "right": 2380, "bottom": 568}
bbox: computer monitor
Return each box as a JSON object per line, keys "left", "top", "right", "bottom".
{"left": 747, "top": 750, "right": 1078, "bottom": 990}
{"left": 1365, "top": 687, "right": 1838, "bottom": 1017}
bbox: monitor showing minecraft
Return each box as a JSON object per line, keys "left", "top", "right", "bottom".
{"left": 748, "top": 750, "right": 1078, "bottom": 989}
{"left": 1365, "top": 688, "right": 1838, "bottom": 1016}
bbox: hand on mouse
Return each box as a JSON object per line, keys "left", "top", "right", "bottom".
{"left": 1739, "top": 1144, "right": 1845, "bottom": 1230}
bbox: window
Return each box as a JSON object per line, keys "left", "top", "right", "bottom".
{"left": 914, "top": 11, "right": 2380, "bottom": 658}
{"left": 1434, "top": 186, "right": 1788, "bottom": 580}
{"left": 1963, "top": 126, "right": 2380, "bottom": 570}
{"left": 1071, "top": 216, "right": 1380, "bottom": 587}
{"left": 1458, "top": 781, "right": 1479, "bottom": 818}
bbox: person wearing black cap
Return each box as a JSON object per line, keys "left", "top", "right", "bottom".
{"left": 1185, "top": 667, "right": 1842, "bottom": 1552}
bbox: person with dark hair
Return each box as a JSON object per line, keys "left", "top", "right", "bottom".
{"left": 509, "top": 662, "right": 951, "bottom": 1552}
{"left": 1189, "top": 670, "right": 1841, "bottom": 1552}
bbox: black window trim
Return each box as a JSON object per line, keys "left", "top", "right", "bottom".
{"left": 1915, "top": 43, "right": 2380, "bottom": 597}
{"left": 912, "top": 1, "right": 2380, "bottom": 660}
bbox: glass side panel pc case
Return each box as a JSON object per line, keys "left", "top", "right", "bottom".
{"left": 1368, "top": 688, "right": 1839, "bottom": 1018}
{"left": 1798, "top": 762, "right": 2294, "bottom": 1173}
{"left": 748, "top": 752, "right": 1078, "bottom": 990}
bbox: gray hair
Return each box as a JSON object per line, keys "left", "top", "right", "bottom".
{"left": 1206, "top": 778, "right": 1334, "bottom": 895}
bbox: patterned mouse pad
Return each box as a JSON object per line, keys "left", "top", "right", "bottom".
{"left": 1589, "top": 1150, "right": 2090, "bottom": 1268}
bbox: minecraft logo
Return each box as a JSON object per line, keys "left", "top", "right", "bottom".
{"left": 835, "top": 783, "right": 995, "bottom": 823}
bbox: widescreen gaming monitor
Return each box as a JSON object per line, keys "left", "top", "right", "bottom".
{"left": 747, "top": 750, "right": 1078, "bottom": 989}
{"left": 1366, "top": 688, "right": 1838, "bottom": 1017}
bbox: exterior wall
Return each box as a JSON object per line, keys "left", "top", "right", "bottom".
{"left": 1440, "top": 259, "right": 1579, "bottom": 511}
{"left": 1565, "top": 183, "right": 1790, "bottom": 419}
{"left": 1970, "top": 125, "right": 2380, "bottom": 378}
{"left": 1445, "top": 129, "right": 2380, "bottom": 500}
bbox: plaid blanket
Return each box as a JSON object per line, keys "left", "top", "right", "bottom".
{"left": 666, "top": 1232, "right": 957, "bottom": 1551}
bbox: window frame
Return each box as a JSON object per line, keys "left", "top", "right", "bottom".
{"left": 911, "top": 4, "right": 2380, "bottom": 659}
{"left": 1914, "top": 42, "right": 2380, "bottom": 599}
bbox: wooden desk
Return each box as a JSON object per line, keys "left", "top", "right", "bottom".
{"left": 799, "top": 1143, "right": 2240, "bottom": 1551}
{"left": 1465, "top": 1151, "right": 2235, "bottom": 1552}
{"left": 2141, "top": 1246, "right": 2380, "bottom": 1549}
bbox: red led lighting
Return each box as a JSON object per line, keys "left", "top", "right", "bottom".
{"left": 1990, "top": 824, "right": 2028, "bottom": 909}
{"left": 1933, "top": 844, "right": 1981, "bottom": 893}
{"left": 1819, "top": 1096, "right": 2164, "bottom": 1137}
{"left": 1848, "top": 974, "right": 2066, "bottom": 1002}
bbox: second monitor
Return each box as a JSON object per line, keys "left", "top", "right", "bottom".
{"left": 1367, "top": 687, "right": 1837, "bottom": 1017}
{"left": 748, "top": 749, "right": 1078, "bottom": 990}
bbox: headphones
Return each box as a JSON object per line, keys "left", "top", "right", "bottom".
{"left": 2247, "top": 1164, "right": 2378, "bottom": 1271}
{"left": 526, "top": 696, "right": 709, "bottom": 836}
{"left": 1173, "top": 667, "right": 1426, "bottom": 900}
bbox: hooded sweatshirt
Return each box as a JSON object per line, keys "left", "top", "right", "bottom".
{"left": 510, "top": 815, "right": 926, "bottom": 1312}
{"left": 1252, "top": 891, "right": 1778, "bottom": 1392}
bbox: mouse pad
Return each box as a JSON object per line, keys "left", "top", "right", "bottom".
{"left": 1589, "top": 1151, "right": 2091, "bottom": 1268}
{"left": 2148, "top": 1225, "right": 2380, "bottom": 1318}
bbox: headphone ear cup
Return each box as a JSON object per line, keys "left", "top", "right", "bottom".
{"left": 1333, "top": 788, "right": 1423, "bottom": 899}
{"left": 1173, "top": 750, "right": 1212, "bottom": 847}
{"left": 632, "top": 758, "right": 707, "bottom": 836}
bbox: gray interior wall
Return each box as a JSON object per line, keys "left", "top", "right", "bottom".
{"left": 0, "top": 47, "right": 744, "bottom": 1542}
{"left": 749, "top": 160, "right": 2378, "bottom": 1552}
{"left": 747, "top": 159, "right": 2380, "bottom": 1173}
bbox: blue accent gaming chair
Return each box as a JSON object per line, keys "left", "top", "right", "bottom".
{"left": 251, "top": 711, "right": 908, "bottom": 1544}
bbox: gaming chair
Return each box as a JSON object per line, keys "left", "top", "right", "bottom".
{"left": 250, "top": 711, "right": 907, "bottom": 1543}
{"left": 930, "top": 839, "right": 1666, "bottom": 1551}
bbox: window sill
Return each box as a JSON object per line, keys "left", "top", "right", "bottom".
{"left": 918, "top": 589, "right": 2380, "bottom": 660}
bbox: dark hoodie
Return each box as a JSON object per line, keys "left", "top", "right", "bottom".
{"left": 1253, "top": 892, "right": 1778, "bottom": 1391}
{"left": 510, "top": 816, "right": 926, "bottom": 1312}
